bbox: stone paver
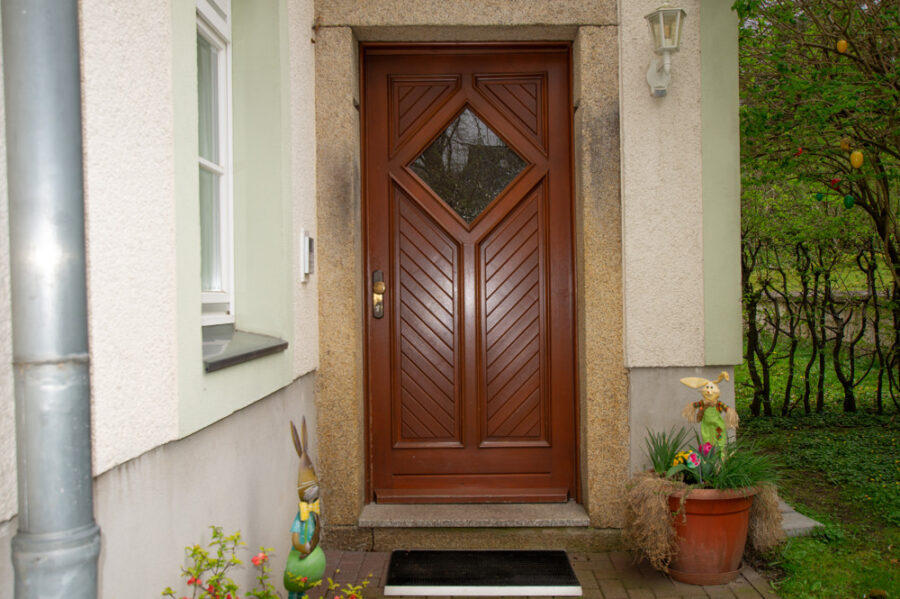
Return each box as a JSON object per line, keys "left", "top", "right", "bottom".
{"left": 302, "top": 551, "right": 779, "bottom": 599}
{"left": 778, "top": 499, "right": 823, "bottom": 537}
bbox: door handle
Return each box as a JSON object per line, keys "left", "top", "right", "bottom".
{"left": 373, "top": 270, "right": 386, "bottom": 319}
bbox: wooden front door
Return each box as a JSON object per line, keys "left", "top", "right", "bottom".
{"left": 363, "top": 44, "right": 576, "bottom": 503}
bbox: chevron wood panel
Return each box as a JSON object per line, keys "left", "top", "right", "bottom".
{"left": 390, "top": 75, "right": 460, "bottom": 156}
{"left": 395, "top": 188, "right": 461, "bottom": 443}
{"left": 480, "top": 187, "right": 547, "bottom": 443}
{"left": 366, "top": 46, "right": 574, "bottom": 501}
{"left": 475, "top": 74, "right": 547, "bottom": 153}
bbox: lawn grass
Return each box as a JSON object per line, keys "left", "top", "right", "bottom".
{"left": 736, "top": 379, "right": 900, "bottom": 597}
{"left": 734, "top": 333, "right": 894, "bottom": 417}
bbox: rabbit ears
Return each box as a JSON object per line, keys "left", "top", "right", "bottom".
{"left": 291, "top": 417, "right": 318, "bottom": 496}
{"left": 680, "top": 371, "right": 729, "bottom": 389}
{"left": 291, "top": 417, "right": 317, "bottom": 479}
{"left": 290, "top": 417, "right": 314, "bottom": 465}
{"left": 680, "top": 377, "right": 709, "bottom": 390}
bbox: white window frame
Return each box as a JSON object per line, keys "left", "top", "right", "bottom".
{"left": 197, "top": 0, "right": 234, "bottom": 326}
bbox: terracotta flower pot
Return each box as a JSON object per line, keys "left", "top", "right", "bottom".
{"left": 666, "top": 487, "right": 757, "bottom": 585}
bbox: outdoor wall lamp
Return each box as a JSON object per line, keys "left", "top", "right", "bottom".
{"left": 645, "top": 2, "right": 686, "bottom": 96}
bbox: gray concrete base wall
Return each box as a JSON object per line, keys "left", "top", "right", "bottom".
{"left": 0, "top": 372, "right": 317, "bottom": 598}
{"left": 628, "top": 366, "right": 737, "bottom": 473}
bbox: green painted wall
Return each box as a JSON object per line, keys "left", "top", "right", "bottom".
{"left": 232, "top": 0, "right": 293, "bottom": 338}
{"left": 174, "top": 0, "right": 294, "bottom": 436}
{"left": 701, "top": 0, "right": 743, "bottom": 365}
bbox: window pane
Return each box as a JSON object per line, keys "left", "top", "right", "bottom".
{"left": 197, "top": 33, "right": 219, "bottom": 163}
{"left": 200, "top": 167, "right": 222, "bottom": 291}
{"left": 410, "top": 108, "right": 526, "bottom": 224}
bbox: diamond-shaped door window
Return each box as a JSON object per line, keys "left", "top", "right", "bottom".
{"left": 410, "top": 108, "right": 526, "bottom": 224}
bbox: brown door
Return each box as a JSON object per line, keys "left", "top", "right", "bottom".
{"left": 363, "top": 44, "right": 576, "bottom": 503}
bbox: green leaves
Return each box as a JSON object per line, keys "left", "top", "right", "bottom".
{"left": 738, "top": 0, "right": 900, "bottom": 277}
{"left": 644, "top": 426, "right": 692, "bottom": 473}
{"left": 644, "top": 427, "right": 778, "bottom": 490}
{"left": 710, "top": 440, "right": 780, "bottom": 490}
{"left": 737, "top": 415, "right": 900, "bottom": 597}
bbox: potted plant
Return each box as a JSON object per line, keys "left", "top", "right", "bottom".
{"left": 623, "top": 373, "right": 784, "bottom": 585}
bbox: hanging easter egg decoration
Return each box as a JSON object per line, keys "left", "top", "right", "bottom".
{"left": 850, "top": 150, "right": 864, "bottom": 169}
{"left": 830, "top": 177, "right": 842, "bottom": 189}
{"left": 837, "top": 39, "right": 848, "bottom": 53}
{"left": 816, "top": 192, "right": 824, "bottom": 201}
{"left": 843, "top": 194, "right": 855, "bottom": 209}
{"left": 840, "top": 137, "right": 852, "bottom": 151}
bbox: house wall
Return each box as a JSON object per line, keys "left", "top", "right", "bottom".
{"left": 312, "top": 0, "right": 635, "bottom": 541}
{"left": 80, "top": 0, "right": 181, "bottom": 477}
{"left": 314, "top": 0, "right": 743, "bottom": 541}
{"left": 0, "top": 0, "right": 741, "bottom": 579}
{"left": 83, "top": 0, "right": 316, "bottom": 476}
{"left": 620, "top": 0, "right": 705, "bottom": 368}
{"left": 620, "top": 0, "right": 741, "bottom": 368}
{"left": 624, "top": 0, "right": 742, "bottom": 471}
{"left": 289, "top": 0, "right": 320, "bottom": 380}
{"left": 0, "top": 0, "right": 319, "bottom": 563}
{"left": 172, "top": 0, "right": 307, "bottom": 437}
{"left": 0, "top": 372, "right": 318, "bottom": 599}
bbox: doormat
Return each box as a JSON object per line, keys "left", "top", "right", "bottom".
{"left": 383, "top": 550, "right": 582, "bottom": 597}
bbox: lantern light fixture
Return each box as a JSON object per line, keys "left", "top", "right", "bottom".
{"left": 645, "top": 2, "right": 687, "bottom": 97}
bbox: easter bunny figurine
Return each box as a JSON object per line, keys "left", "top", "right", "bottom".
{"left": 680, "top": 371, "right": 739, "bottom": 451}
{"left": 283, "top": 417, "right": 326, "bottom": 599}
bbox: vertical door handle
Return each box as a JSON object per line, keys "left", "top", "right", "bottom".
{"left": 372, "top": 270, "right": 386, "bottom": 319}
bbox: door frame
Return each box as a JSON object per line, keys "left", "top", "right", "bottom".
{"left": 359, "top": 42, "right": 581, "bottom": 504}
{"left": 312, "top": 24, "right": 627, "bottom": 529}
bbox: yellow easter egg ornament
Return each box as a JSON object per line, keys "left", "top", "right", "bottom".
{"left": 840, "top": 137, "right": 852, "bottom": 151}
{"left": 850, "top": 150, "right": 864, "bottom": 169}
{"left": 837, "top": 39, "right": 848, "bottom": 53}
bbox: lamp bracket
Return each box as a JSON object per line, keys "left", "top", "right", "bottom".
{"left": 646, "top": 53, "right": 672, "bottom": 97}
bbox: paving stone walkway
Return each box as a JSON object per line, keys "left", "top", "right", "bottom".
{"left": 304, "top": 550, "right": 780, "bottom": 599}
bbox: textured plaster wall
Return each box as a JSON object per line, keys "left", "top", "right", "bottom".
{"left": 80, "top": 0, "right": 180, "bottom": 474}
{"left": 289, "top": 0, "right": 320, "bottom": 379}
{"left": 0, "top": 22, "right": 14, "bottom": 523}
{"left": 701, "top": 0, "right": 742, "bottom": 365}
{"left": 619, "top": 0, "right": 706, "bottom": 368}
{"left": 0, "top": 373, "right": 318, "bottom": 599}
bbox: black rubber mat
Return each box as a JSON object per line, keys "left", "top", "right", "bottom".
{"left": 384, "top": 550, "right": 582, "bottom": 596}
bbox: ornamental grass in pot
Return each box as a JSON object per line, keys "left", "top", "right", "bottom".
{"left": 623, "top": 373, "right": 784, "bottom": 585}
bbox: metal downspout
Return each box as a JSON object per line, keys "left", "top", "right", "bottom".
{"left": 2, "top": 1, "right": 101, "bottom": 597}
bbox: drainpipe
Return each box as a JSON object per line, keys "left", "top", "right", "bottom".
{"left": 2, "top": 1, "right": 101, "bottom": 598}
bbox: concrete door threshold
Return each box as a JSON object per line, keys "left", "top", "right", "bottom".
{"left": 358, "top": 500, "right": 590, "bottom": 528}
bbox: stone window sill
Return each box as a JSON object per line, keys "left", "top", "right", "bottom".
{"left": 202, "top": 324, "right": 288, "bottom": 373}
